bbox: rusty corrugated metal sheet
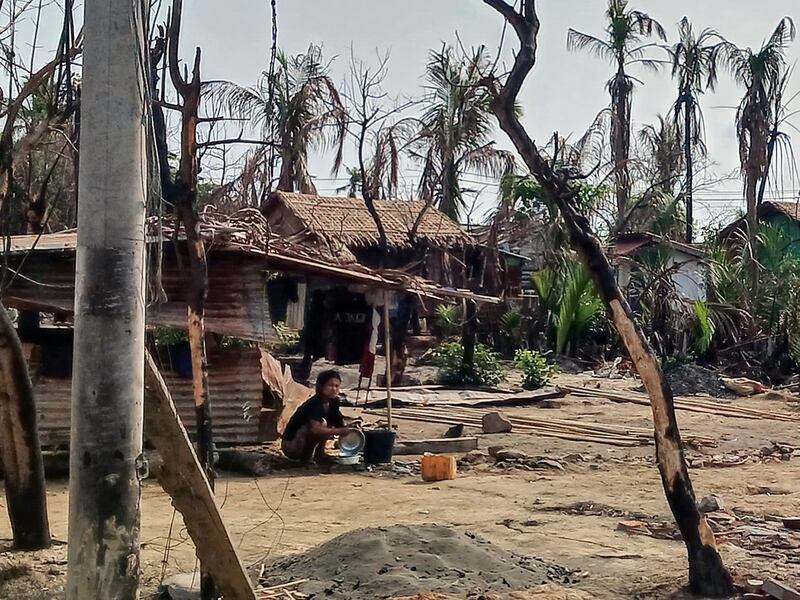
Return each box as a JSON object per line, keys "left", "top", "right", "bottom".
{"left": 157, "top": 346, "right": 263, "bottom": 445}
{"left": 32, "top": 346, "right": 263, "bottom": 448}
{"left": 149, "top": 250, "right": 276, "bottom": 342}
{"left": 5, "top": 249, "right": 278, "bottom": 343}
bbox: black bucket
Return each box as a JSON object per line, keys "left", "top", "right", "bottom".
{"left": 363, "top": 430, "right": 396, "bottom": 464}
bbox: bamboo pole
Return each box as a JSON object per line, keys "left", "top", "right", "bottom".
{"left": 383, "top": 291, "right": 393, "bottom": 430}
{"left": 563, "top": 386, "right": 798, "bottom": 422}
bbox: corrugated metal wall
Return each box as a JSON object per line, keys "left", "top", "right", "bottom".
{"left": 32, "top": 345, "right": 263, "bottom": 448}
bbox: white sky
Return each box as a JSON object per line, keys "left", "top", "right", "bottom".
{"left": 20, "top": 1, "right": 800, "bottom": 229}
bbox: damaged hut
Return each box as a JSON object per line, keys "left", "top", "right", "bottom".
{"left": 262, "top": 191, "right": 500, "bottom": 379}
{"left": 3, "top": 208, "right": 496, "bottom": 448}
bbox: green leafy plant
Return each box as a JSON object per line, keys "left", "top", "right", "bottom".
{"left": 499, "top": 307, "right": 524, "bottom": 347}
{"left": 432, "top": 341, "right": 506, "bottom": 387}
{"left": 514, "top": 349, "right": 556, "bottom": 390}
{"left": 662, "top": 352, "right": 696, "bottom": 372}
{"left": 554, "top": 261, "right": 604, "bottom": 354}
{"left": 153, "top": 327, "right": 189, "bottom": 347}
{"left": 433, "top": 303, "right": 462, "bottom": 338}
{"left": 692, "top": 300, "right": 715, "bottom": 355}
{"left": 220, "top": 336, "right": 251, "bottom": 350}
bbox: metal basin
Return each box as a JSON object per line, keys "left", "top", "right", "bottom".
{"left": 338, "top": 429, "right": 366, "bottom": 456}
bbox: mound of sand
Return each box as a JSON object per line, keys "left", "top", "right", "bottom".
{"left": 393, "top": 586, "right": 592, "bottom": 600}
{"left": 259, "top": 524, "right": 576, "bottom": 600}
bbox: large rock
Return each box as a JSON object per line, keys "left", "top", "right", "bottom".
{"left": 482, "top": 412, "right": 513, "bottom": 434}
{"left": 698, "top": 495, "right": 723, "bottom": 513}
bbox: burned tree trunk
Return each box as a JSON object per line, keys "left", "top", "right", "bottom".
{"left": 481, "top": 1, "right": 733, "bottom": 596}
{"left": 166, "top": 5, "right": 215, "bottom": 598}
{"left": 0, "top": 302, "right": 50, "bottom": 549}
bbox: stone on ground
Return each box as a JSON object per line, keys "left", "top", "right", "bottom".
{"left": 482, "top": 412, "right": 513, "bottom": 434}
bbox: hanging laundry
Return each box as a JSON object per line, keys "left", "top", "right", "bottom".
{"left": 360, "top": 305, "right": 381, "bottom": 379}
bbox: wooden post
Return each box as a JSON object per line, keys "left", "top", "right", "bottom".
{"left": 383, "top": 291, "right": 393, "bottom": 430}
{"left": 0, "top": 302, "right": 50, "bottom": 549}
{"left": 143, "top": 352, "right": 256, "bottom": 600}
{"left": 67, "top": 0, "right": 148, "bottom": 597}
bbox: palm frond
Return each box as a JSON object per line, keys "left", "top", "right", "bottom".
{"left": 566, "top": 29, "right": 614, "bottom": 62}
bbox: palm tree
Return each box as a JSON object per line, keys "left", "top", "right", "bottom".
{"left": 632, "top": 116, "right": 685, "bottom": 237}
{"left": 214, "top": 44, "right": 347, "bottom": 195}
{"left": 414, "top": 45, "right": 515, "bottom": 220}
{"left": 668, "top": 17, "right": 725, "bottom": 242}
{"left": 721, "top": 17, "right": 795, "bottom": 290}
{"left": 567, "top": 0, "right": 667, "bottom": 230}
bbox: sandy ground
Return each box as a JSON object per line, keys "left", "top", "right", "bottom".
{"left": 1, "top": 371, "right": 799, "bottom": 599}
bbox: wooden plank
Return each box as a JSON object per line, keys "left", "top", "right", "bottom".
{"left": 762, "top": 578, "right": 800, "bottom": 600}
{"left": 392, "top": 436, "right": 478, "bottom": 455}
{"left": 143, "top": 351, "right": 256, "bottom": 600}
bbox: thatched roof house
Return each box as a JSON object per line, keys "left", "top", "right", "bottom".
{"left": 719, "top": 201, "right": 800, "bottom": 245}
{"left": 263, "top": 191, "right": 475, "bottom": 266}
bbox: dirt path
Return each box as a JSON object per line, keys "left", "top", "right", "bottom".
{"left": 1, "top": 375, "right": 799, "bottom": 599}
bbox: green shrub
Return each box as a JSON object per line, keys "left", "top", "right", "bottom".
{"left": 220, "top": 336, "right": 251, "bottom": 349}
{"left": 433, "top": 304, "right": 462, "bottom": 338}
{"left": 432, "top": 342, "right": 506, "bottom": 387}
{"left": 499, "top": 307, "right": 524, "bottom": 347}
{"left": 514, "top": 349, "right": 556, "bottom": 390}
{"left": 153, "top": 327, "right": 188, "bottom": 347}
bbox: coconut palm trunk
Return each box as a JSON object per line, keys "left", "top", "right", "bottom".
{"left": 611, "top": 68, "right": 632, "bottom": 227}
{"left": 483, "top": 1, "right": 733, "bottom": 595}
{"left": 683, "top": 98, "right": 694, "bottom": 241}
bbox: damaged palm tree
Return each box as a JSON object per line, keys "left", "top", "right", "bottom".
{"left": 481, "top": 0, "right": 733, "bottom": 595}
{"left": 567, "top": 0, "right": 666, "bottom": 231}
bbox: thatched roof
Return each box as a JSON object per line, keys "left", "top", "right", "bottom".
{"left": 7, "top": 207, "right": 500, "bottom": 305}
{"left": 264, "top": 191, "right": 474, "bottom": 253}
{"left": 719, "top": 200, "right": 800, "bottom": 238}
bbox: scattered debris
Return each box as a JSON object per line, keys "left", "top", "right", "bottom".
{"left": 616, "top": 520, "right": 679, "bottom": 540}
{"left": 687, "top": 443, "right": 797, "bottom": 469}
{"left": 762, "top": 578, "right": 800, "bottom": 600}
{"left": 489, "top": 447, "right": 528, "bottom": 461}
{"left": 698, "top": 495, "right": 724, "bottom": 513}
{"left": 482, "top": 411, "right": 513, "bottom": 434}
{"left": 538, "top": 400, "right": 562, "bottom": 409}
{"left": 722, "top": 377, "right": 768, "bottom": 397}
{"left": 255, "top": 578, "right": 309, "bottom": 599}
{"left": 459, "top": 450, "right": 489, "bottom": 465}
{"left": 592, "top": 357, "right": 626, "bottom": 379}
{"left": 663, "top": 364, "right": 729, "bottom": 397}
{"left": 442, "top": 424, "right": 464, "bottom": 439}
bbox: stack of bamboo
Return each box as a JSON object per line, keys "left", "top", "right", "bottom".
{"left": 376, "top": 405, "right": 716, "bottom": 447}
{"left": 562, "top": 386, "right": 800, "bottom": 422}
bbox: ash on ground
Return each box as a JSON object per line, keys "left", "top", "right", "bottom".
{"left": 258, "top": 524, "right": 578, "bottom": 600}
{"left": 662, "top": 364, "right": 731, "bottom": 398}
